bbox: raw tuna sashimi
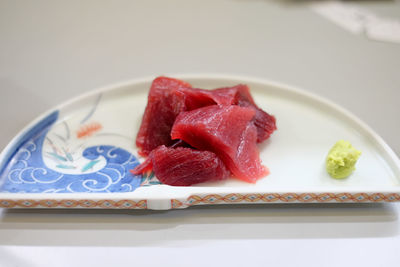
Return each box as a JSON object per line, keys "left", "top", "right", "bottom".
{"left": 130, "top": 156, "right": 153, "bottom": 175}
{"left": 132, "top": 145, "right": 230, "bottom": 186}
{"left": 131, "top": 139, "right": 192, "bottom": 175}
{"left": 136, "top": 77, "right": 192, "bottom": 156}
{"left": 134, "top": 76, "right": 276, "bottom": 185}
{"left": 239, "top": 99, "right": 277, "bottom": 143}
{"left": 171, "top": 105, "right": 268, "bottom": 183}
{"left": 174, "top": 84, "right": 276, "bottom": 142}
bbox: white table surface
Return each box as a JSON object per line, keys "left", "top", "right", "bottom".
{"left": 1, "top": 0, "right": 400, "bottom": 266}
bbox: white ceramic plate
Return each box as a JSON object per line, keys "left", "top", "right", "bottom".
{"left": 1, "top": 74, "right": 400, "bottom": 210}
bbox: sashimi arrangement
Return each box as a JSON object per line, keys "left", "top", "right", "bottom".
{"left": 131, "top": 77, "right": 277, "bottom": 186}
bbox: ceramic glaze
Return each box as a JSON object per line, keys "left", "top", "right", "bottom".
{"left": 0, "top": 75, "right": 399, "bottom": 210}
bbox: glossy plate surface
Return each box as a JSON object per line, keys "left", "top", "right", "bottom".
{"left": 1, "top": 74, "right": 399, "bottom": 210}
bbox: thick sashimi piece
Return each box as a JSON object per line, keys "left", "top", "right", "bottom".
{"left": 174, "top": 84, "right": 253, "bottom": 108}
{"left": 212, "top": 84, "right": 256, "bottom": 106}
{"left": 131, "top": 139, "right": 192, "bottom": 176}
{"left": 239, "top": 100, "right": 277, "bottom": 142}
{"left": 136, "top": 77, "right": 192, "bottom": 156}
{"left": 253, "top": 109, "right": 276, "bottom": 141}
{"left": 171, "top": 105, "right": 268, "bottom": 183}
{"left": 132, "top": 145, "right": 230, "bottom": 186}
{"left": 174, "top": 84, "right": 276, "bottom": 142}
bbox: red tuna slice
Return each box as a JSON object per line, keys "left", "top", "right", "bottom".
{"left": 131, "top": 139, "right": 193, "bottom": 176}
{"left": 132, "top": 145, "right": 230, "bottom": 186}
{"left": 130, "top": 156, "right": 153, "bottom": 175}
{"left": 136, "top": 77, "right": 192, "bottom": 156}
{"left": 174, "top": 84, "right": 253, "bottom": 108}
{"left": 210, "top": 84, "right": 256, "bottom": 106}
{"left": 239, "top": 100, "right": 277, "bottom": 142}
{"left": 171, "top": 105, "right": 269, "bottom": 183}
{"left": 174, "top": 84, "right": 277, "bottom": 143}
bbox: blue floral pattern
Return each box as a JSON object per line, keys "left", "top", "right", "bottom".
{"left": 0, "top": 110, "right": 143, "bottom": 193}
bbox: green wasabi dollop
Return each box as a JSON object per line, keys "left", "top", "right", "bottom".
{"left": 326, "top": 140, "right": 361, "bottom": 179}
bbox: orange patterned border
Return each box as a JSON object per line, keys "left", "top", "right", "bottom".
{"left": 170, "top": 193, "right": 400, "bottom": 209}
{"left": 0, "top": 193, "right": 399, "bottom": 209}
{"left": 0, "top": 199, "right": 147, "bottom": 209}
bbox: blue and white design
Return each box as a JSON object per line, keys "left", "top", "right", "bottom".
{"left": 0, "top": 95, "right": 144, "bottom": 193}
